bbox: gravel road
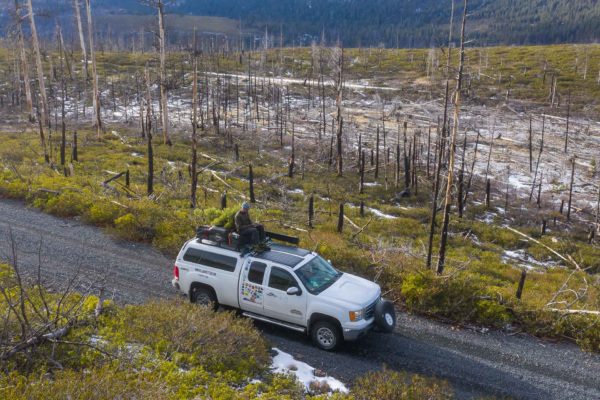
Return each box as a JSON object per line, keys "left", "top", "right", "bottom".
{"left": 1, "top": 199, "right": 599, "bottom": 399}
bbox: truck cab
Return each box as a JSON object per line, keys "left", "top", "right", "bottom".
{"left": 172, "top": 231, "right": 396, "bottom": 350}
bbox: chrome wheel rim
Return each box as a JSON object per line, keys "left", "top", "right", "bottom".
{"left": 195, "top": 292, "right": 212, "bottom": 306}
{"left": 317, "top": 327, "right": 335, "bottom": 347}
{"left": 385, "top": 313, "right": 394, "bottom": 327}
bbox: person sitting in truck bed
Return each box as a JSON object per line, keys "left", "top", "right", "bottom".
{"left": 235, "top": 202, "right": 266, "bottom": 247}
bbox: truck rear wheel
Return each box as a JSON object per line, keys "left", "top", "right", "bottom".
{"left": 311, "top": 320, "right": 341, "bottom": 351}
{"left": 191, "top": 285, "right": 218, "bottom": 311}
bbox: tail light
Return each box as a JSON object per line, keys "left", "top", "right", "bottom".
{"left": 173, "top": 265, "right": 179, "bottom": 280}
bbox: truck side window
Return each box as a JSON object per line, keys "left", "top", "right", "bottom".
{"left": 248, "top": 262, "right": 267, "bottom": 285}
{"left": 183, "top": 248, "right": 237, "bottom": 272}
{"left": 268, "top": 267, "right": 297, "bottom": 292}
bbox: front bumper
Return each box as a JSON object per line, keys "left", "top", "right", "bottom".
{"left": 342, "top": 320, "right": 374, "bottom": 341}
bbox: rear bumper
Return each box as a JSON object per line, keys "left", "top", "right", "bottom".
{"left": 342, "top": 321, "right": 374, "bottom": 341}
{"left": 171, "top": 278, "right": 180, "bottom": 292}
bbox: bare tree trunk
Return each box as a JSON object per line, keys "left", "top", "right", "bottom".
{"left": 73, "top": 0, "right": 88, "bottom": 77}
{"left": 375, "top": 126, "right": 380, "bottom": 180}
{"left": 249, "top": 163, "right": 256, "bottom": 203}
{"left": 564, "top": 91, "right": 571, "bottom": 153}
{"left": 15, "top": 0, "right": 34, "bottom": 122}
{"left": 457, "top": 131, "right": 467, "bottom": 218}
{"left": 529, "top": 116, "right": 546, "bottom": 202}
{"left": 308, "top": 194, "right": 314, "bottom": 228}
{"left": 145, "top": 65, "right": 153, "bottom": 196}
{"left": 59, "top": 25, "right": 67, "bottom": 167}
{"left": 85, "top": 0, "right": 102, "bottom": 138}
{"left": 26, "top": 0, "right": 49, "bottom": 126}
{"left": 567, "top": 157, "right": 575, "bottom": 221}
{"left": 190, "top": 59, "right": 199, "bottom": 208}
{"left": 157, "top": 0, "right": 171, "bottom": 145}
{"left": 337, "top": 203, "right": 344, "bottom": 233}
{"left": 528, "top": 116, "right": 533, "bottom": 172}
{"left": 426, "top": 0, "right": 455, "bottom": 269}
{"left": 437, "top": 0, "right": 468, "bottom": 275}
{"left": 335, "top": 47, "right": 344, "bottom": 177}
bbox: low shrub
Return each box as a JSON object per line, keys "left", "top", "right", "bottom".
{"left": 352, "top": 368, "right": 454, "bottom": 400}
{"left": 102, "top": 300, "right": 270, "bottom": 377}
{"left": 84, "top": 200, "right": 124, "bottom": 226}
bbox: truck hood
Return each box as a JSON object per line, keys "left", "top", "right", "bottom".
{"left": 320, "top": 273, "right": 380, "bottom": 308}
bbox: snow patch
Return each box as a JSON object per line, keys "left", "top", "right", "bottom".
{"left": 502, "top": 249, "right": 560, "bottom": 270}
{"left": 366, "top": 207, "right": 397, "bottom": 219}
{"left": 271, "top": 348, "right": 348, "bottom": 393}
{"left": 287, "top": 188, "right": 305, "bottom": 195}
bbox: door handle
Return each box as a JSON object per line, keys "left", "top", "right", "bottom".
{"left": 267, "top": 292, "right": 276, "bottom": 297}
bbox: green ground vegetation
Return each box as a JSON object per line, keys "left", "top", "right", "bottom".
{"left": 0, "top": 122, "right": 598, "bottom": 353}
{"left": 0, "top": 263, "right": 453, "bottom": 399}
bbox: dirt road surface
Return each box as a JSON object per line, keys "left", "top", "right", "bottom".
{"left": 1, "top": 199, "right": 599, "bottom": 399}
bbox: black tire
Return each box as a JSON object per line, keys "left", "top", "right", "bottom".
{"left": 311, "top": 320, "right": 341, "bottom": 351}
{"left": 191, "top": 285, "right": 218, "bottom": 311}
{"left": 375, "top": 300, "right": 396, "bottom": 333}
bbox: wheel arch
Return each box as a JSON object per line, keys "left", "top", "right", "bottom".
{"left": 189, "top": 282, "right": 218, "bottom": 303}
{"left": 308, "top": 312, "right": 342, "bottom": 335}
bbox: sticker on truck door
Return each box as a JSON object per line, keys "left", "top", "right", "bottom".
{"left": 241, "top": 282, "right": 263, "bottom": 304}
{"left": 241, "top": 261, "right": 267, "bottom": 306}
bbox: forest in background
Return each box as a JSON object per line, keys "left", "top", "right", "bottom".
{"left": 0, "top": 0, "right": 599, "bottom": 48}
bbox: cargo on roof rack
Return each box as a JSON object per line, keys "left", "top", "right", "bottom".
{"left": 195, "top": 225, "right": 300, "bottom": 252}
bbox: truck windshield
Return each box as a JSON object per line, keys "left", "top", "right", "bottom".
{"left": 295, "top": 256, "right": 342, "bottom": 295}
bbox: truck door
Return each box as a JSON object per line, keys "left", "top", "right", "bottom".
{"left": 239, "top": 260, "right": 267, "bottom": 314}
{"left": 263, "top": 266, "right": 307, "bottom": 326}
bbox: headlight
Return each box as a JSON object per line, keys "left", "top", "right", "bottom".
{"left": 349, "top": 309, "right": 364, "bottom": 322}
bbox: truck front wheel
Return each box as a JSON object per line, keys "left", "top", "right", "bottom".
{"left": 375, "top": 300, "right": 396, "bottom": 333}
{"left": 311, "top": 320, "right": 341, "bottom": 351}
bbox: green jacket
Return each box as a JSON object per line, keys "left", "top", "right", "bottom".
{"left": 235, "top": 210, "right": 253, "bottom": 231}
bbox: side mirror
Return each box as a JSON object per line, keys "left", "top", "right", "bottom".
{"left": 287, "top": 287, "right": 301, "bottom": 296}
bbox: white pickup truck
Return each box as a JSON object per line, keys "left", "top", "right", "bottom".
{"left": 172, "top": 228, "right": 396, "bottom": 350}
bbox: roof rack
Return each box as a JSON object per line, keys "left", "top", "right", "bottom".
{"left": 195, "top": 226, "right": 300, "bottom": 251}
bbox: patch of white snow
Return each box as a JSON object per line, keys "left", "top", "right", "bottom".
{"left": 271, "top": 348, "right": 348, "bottom": 393}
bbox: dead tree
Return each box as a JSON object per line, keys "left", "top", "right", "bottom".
{"left": 567, "top": 157, "right": 576, "bottom": 221}
{"left": 457, "top": 131, "right": 467, "bottom": 217}
{"left": 375, "top": 126, "right": 380, "bottom": 179}
{"left": 140, "top": 0, "right": 172, "bottom": 145}
{"left": 288, "top": 125, "right": 296, "bottom": 178}
{"left": 437, "top": 0, "right": 468, "bottom": 275}
{"left": 564, "top": 91, "right": 571, "bottom": 153}
{"left": 516, "top": 270, "right": 527, "bottom": 300}
{"left": 25, "top": 0, "right": 49, "bottom": 126}
{"left": 332, "top": 46, "right": 344, "bottom": 177}
{"left": 72, "top": 0, "right": 88, "bottom": 77}
{"left": 0, "top": 230, "right": 109, "bottom": 368}
{"left": 308, "top": 194, "right": 314, "bottom": 228}
{"left": 145, "top": 65, "right": 154, "bottom": 196}
{"left": 528, "top": 116, "right": 533, "bottom": 172}
{"left": 72, "top": 131, "right": 78, "bottom": 162}
{"left": 85, "top": 0, "right": 102, "bottom": 138}
{"left": 249, "top": 163, "right": 256, "bottom": 203}
{"left": 14, "top": 0, "right": 34, "bottom": 121}
{"left": 337, "top": 203, "right": 344, "bottom": 233}
{"left": 529, "top": 116, "right": 546, "bottom": 203}
{"left": 463, "top": 130, "right": 480, "bottom": 207}
{"left": 359, "top": 150, "right": 365, "bottom": 194}
{"left": 190, "top": 59, "right": 199, "bottom": 208}
{"left": 426, "top": 1, "right": 455, "bottom": 268}
{"left": 59, "top": 26, "right": 67, "bottom": 167}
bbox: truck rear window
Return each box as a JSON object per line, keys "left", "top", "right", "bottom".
{"left": 183, "top": 248, "right": 237, "bottom": 272}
